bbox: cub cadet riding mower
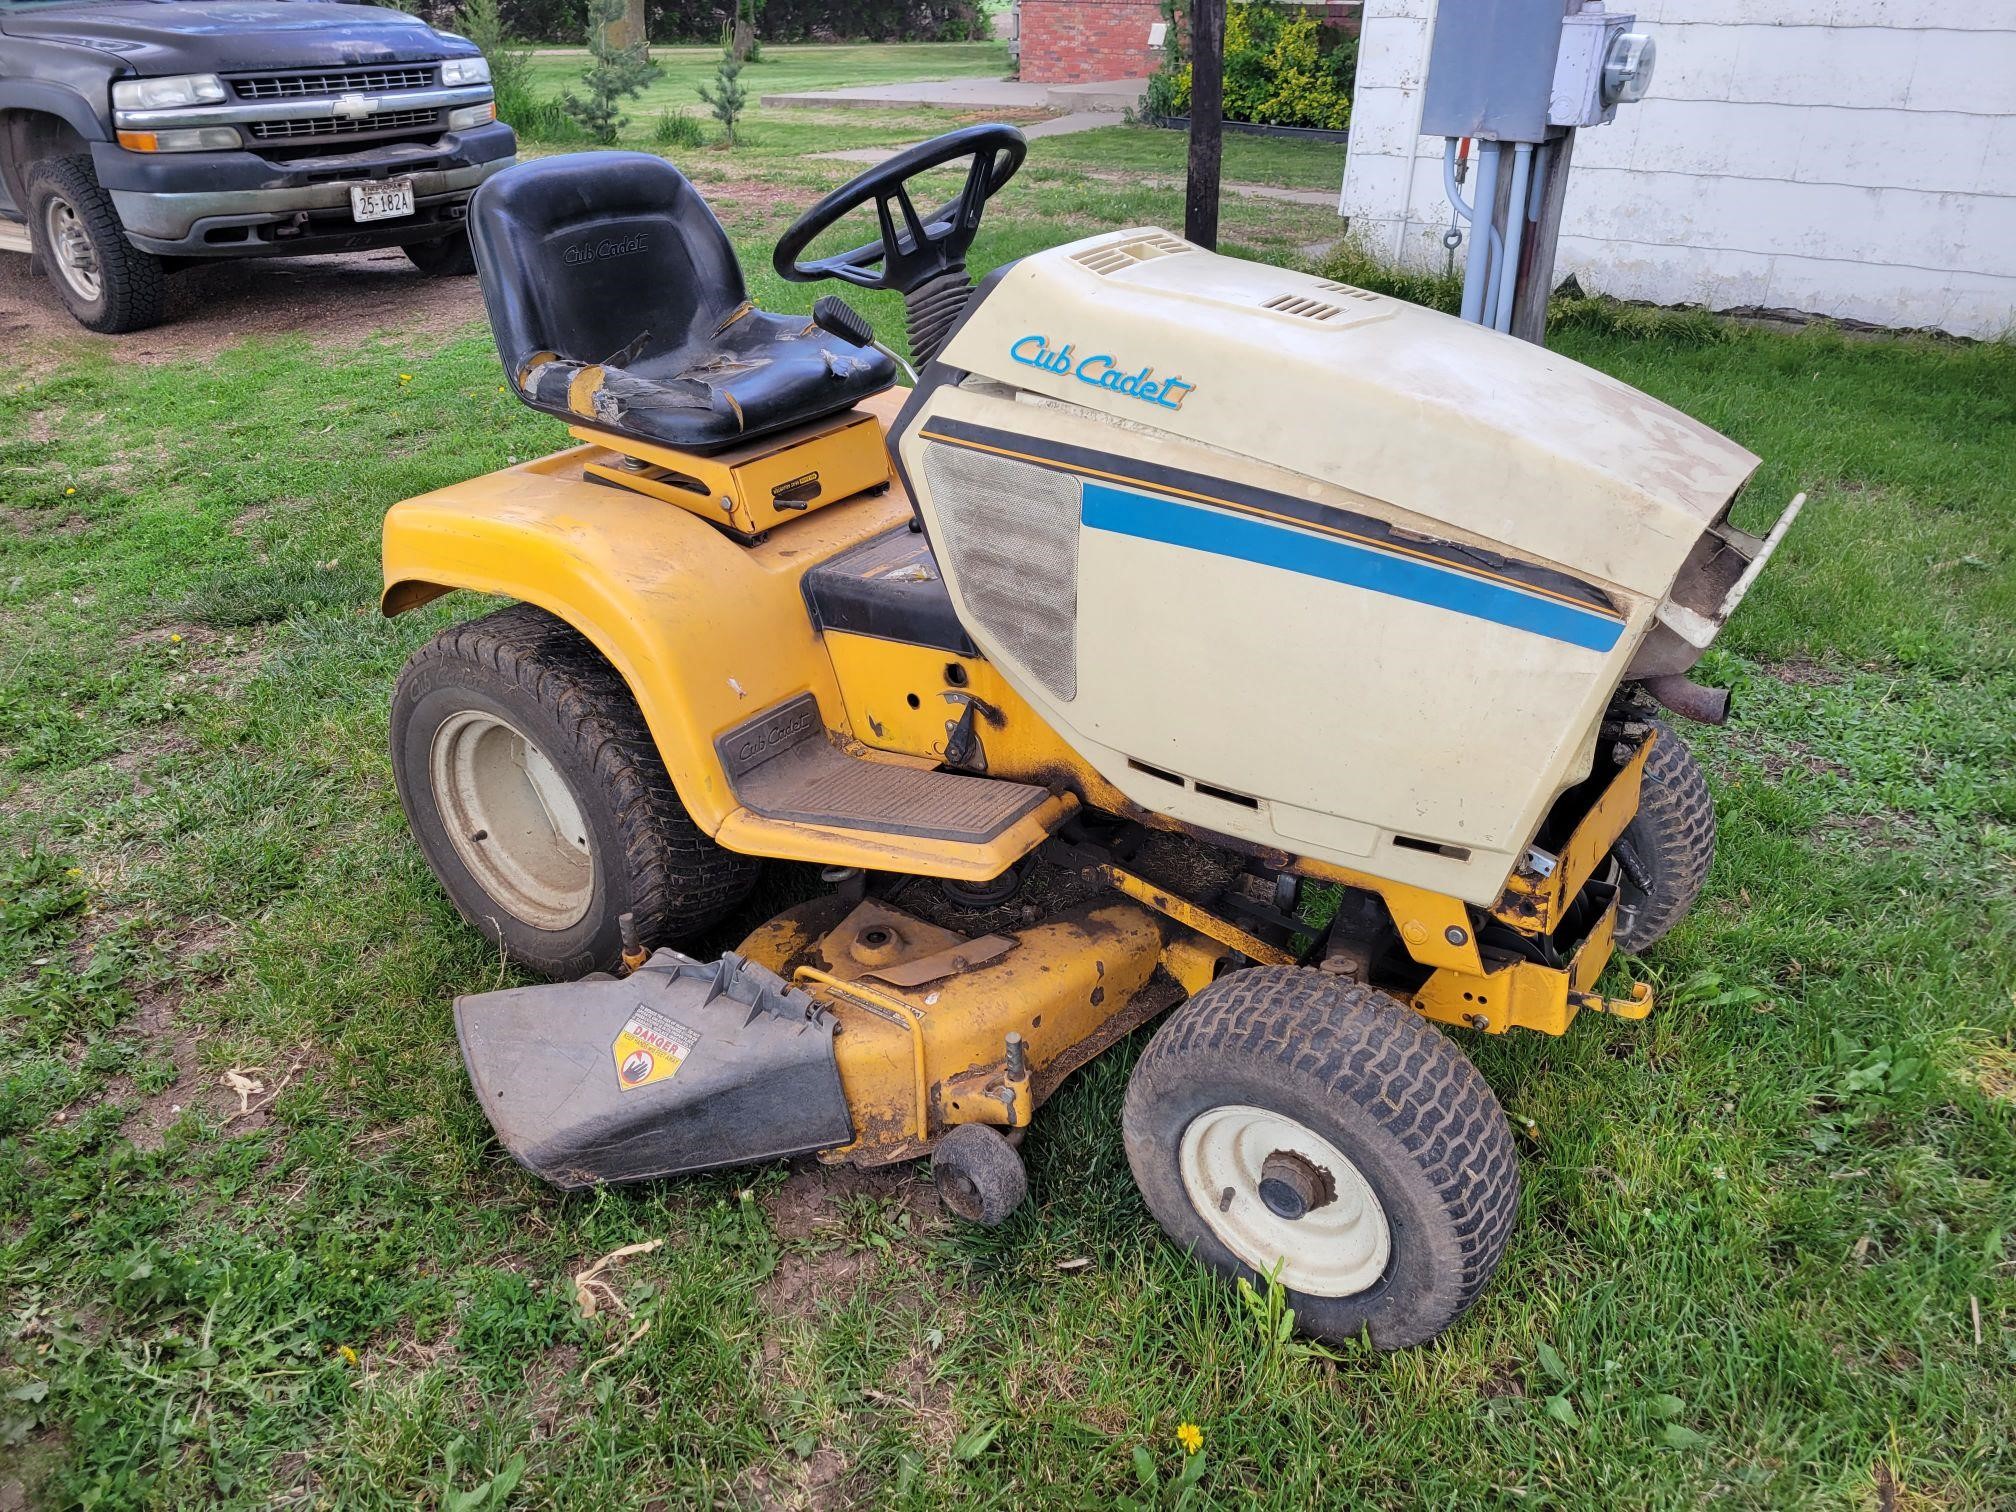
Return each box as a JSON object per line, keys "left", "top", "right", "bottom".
{"left": 379, "top": 126, "right": 1802, "bottom": 1349}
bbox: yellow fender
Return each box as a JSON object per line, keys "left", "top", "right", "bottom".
{"left": 381, "top": 443, "right": 912, "bottom": 840}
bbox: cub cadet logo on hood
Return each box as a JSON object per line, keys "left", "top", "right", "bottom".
{"left": 563, "top": 232, "right": 650, "bottom": 266}
{"left": 1011, "top": 335, "right": 1195, "bottom": 412}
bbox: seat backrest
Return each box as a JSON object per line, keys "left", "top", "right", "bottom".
{"left": 469, "top": 151, "right": 746, "bottom": 383}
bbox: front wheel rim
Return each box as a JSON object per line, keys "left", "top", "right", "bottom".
{"left": 44, "top": 198, "right": 102, "bottom": 302}
{"left": 429, "top": 710, "right": 595, "bottom": 930}
{"left": 1179, "top": 1104, "right": 1391, "bottom": 1298}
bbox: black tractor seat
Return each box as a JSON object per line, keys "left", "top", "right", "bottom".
{"left": 468, "top": 152, "right": 897, "bottom": 455}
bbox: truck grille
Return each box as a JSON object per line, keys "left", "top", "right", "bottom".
{"left": 230, "top": 66, "right": 438, "bottom": 100}
{"left": 248, "top": 108, "right": 442, "bottom": 141}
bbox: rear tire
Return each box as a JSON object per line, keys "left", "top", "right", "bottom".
{"left": 1611, "top": 721, "right": 1716, "bottom": 952}
{"left": 403, "top": 229, "right": 477, "bottom": 276}
{"left": 1123, "top": 967, "right": 1519, "bottom": 1351}
{"left": 25, "top": 155, "right": 167, "bottom": 334}
{"left": 390, "top": 603, "right": 760, "bottom": 978}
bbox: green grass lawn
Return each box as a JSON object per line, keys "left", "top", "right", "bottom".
{"left": 1, "top": 129, "right": 2013, "bottom": 1507}
{"left": 522, "top": 40, "right": 1011, "bottom": 123}
{"left": 1030, "top": 123, "right": 1345, "bottom": 192}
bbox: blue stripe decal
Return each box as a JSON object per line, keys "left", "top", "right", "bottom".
{"left": 1081, "top": 483, "right": 1624, "bottom": 654}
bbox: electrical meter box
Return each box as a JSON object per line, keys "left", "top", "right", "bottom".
{"left": 1551, "top": 6, "right": 1635, "bottom": 127}
{"left": 1423, "top": 1, "right": 1648, "bottom": 142}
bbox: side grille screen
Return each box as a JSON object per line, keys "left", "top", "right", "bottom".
{"left": 920, "top": 442, "right": 1081, "bottom": 702}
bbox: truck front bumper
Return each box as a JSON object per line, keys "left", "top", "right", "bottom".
{"left": 90, "top": 123, "right": 516, "bottom": 257}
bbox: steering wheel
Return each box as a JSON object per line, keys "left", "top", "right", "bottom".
{"left": 774, "top": 123, "right": 1027, "bottom": 295}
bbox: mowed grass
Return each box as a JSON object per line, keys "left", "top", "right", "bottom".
{"left": 2, "top": 129, "right": 2014, "bottom": 1508}
{"left": 520, "top": 39, "right": 1012, "bottom": 126}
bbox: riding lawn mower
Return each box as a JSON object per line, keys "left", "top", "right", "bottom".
{"left": 378, "top": 126, "right": 1803, "bottom": 1349}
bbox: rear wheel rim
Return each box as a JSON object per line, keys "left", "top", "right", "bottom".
{"left": 1179, "top": 1103, "right": 1391, "bottom": 1298}
{"left": 44, "top": 197, "right": 101, "bottom": 302}
{"left": 429, "top": 710, "right": 594, "bottom": 930}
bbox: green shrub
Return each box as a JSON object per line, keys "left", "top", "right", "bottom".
{"left": 652, "top": 110, "right": 706, "bottom": 148}
{"left": 457, "top": 0, "right": 538, "bottom": 127}
{"left": 1145, "top": 0, "right": 1355, "bottom": 132}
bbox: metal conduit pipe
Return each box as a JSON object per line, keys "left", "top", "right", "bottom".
{"left": 1493, "top": 141, "right": 1535, "bottom": 332}
{"left": 1458, "top": 139, "right": 1500, "bottom": 325}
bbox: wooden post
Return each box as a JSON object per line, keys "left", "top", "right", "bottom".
{"left": 1186, "top": 0, "right": 1226, "bottom": 249}
{"left": 1509, "top": 130, "right": 1575, "bottom": 346}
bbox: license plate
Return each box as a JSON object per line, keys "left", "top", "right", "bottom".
{"left": 350, "top": 179, "right": 415, "bottom": 223}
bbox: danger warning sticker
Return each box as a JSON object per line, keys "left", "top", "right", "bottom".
{"left": 611, "top": 1003, "right": 700, "bottom": 1093}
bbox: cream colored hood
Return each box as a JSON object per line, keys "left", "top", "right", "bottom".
{"left": 938, "top": 229, "right": 1760, "bottom": 598}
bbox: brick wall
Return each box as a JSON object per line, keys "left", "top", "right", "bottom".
{"left": 1019, "top": 2, "right": 1362, "bottom": 87}
{"left": 1020, "top": 0, "right": 1163, "bottom": 85}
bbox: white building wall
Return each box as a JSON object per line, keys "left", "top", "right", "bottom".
{"left": 1338, "top": 0, "right": 2016, "bottom": 338}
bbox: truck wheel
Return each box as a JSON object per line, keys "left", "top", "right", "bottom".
{"left": 26, "top": 155, "right": 167, "bottom": 334}
{"left": 1122, "top": 968, "right": 1519, "bottom": 1351}
{"left": 390, "top": 603, "right": 761, "bottom": 979}
{"left": 404, "top": 230, "right": 477, "bottom": 276}
{"left": 1611, "top": 721, "right": 1716, "bottom": 952}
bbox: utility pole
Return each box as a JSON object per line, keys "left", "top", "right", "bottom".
{"left": 1185, "top": 0, "right": 1226, "bottom": 250}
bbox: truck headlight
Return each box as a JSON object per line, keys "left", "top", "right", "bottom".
{"left": 446, "top": 103, "right": 498, "bottom": 130}
{"left": 440, "top": 57, "right": 492, "bottom": 87}
{"left": 111, "top": 74, "right": 228, "bottom": 112}
{"left": 116, "top": 127, "right": 243, "bottom": 153}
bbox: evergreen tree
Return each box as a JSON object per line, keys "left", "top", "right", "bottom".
{"left": 697, "top": 25, "right": 749, "bottom": 146}
{"left": 561, "top": 0, "right": 662, "bottom": 146}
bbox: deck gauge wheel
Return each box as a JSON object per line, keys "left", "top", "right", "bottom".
{"left": 932, "top": 1122, "right": 1027, "bottom": 1226}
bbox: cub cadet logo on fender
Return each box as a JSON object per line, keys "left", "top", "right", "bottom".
{"left": 1011, "top": 335, "right": 1195, "bottom": 411}
{"left": 563, "top": 232, "right": 650, "bottom": 266}
{"left": 611, "top": 1003, "right": 699, "bottom": 1093}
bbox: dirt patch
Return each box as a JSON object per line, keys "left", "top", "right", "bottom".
{"left": 736, "top": 1445, "right": 850, "bottom": 1512}
{"left": 1758, "top": 741, "right": 1850, "bottom": 782}
{"left": 764, "top": 1158, "right": 931, "bottom": 1243}
{"left": 1761, "top": 656, "right": 1848, "bottom": 687}
{"left": 0, "top": 247, "right": 485, "bottom": 366}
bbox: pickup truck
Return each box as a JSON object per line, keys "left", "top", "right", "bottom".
{"left": 0, "top": 0, "right": 517, "bottom": 332}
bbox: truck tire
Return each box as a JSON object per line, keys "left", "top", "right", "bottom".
{"left": 404, "top": 229, "right": 477, "bottom": 276}
{"left": 390, "top": 603, "right": 761, "bottom": 979}
{"left": 1611, "top": 721, "right": 1716, "bottom": 952}
{"left": 1122, "top": 967, "right": 1519, "bottom": 1351}
{"left": 25, "top": 155, "right": 168, "bottom": 334}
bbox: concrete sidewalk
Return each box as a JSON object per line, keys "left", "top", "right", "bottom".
{"left": 761, "top": 76, "right": 1144, "bottom": 115}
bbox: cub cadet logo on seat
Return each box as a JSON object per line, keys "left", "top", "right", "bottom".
{"left": 563, "top": 232, "right": 651, "bottom": 266}
{"left": 1011, "top": 335, "right": 1195, "bottom": 411}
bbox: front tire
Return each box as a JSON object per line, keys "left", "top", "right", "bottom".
{"left": 403, "top": 229, "right": 478, "bottom": 277}
{"left": 26, "top": 155, "right": 168, "bottom": 334}
{"left": 390, "top": 604, "right": 761, "bottom": 978}
{"left": 1611, "top": 721, "right": 1716, "bottom": 952}
{"left": 1123, "top": 968, "right": 1519, "bottom": 1351}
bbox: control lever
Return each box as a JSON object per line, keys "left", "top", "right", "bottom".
{"left": 813, "top": 294, "right": 917, "bottom": 384}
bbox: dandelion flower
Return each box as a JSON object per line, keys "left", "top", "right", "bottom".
{"left": 399, "top": 373, "right": 413, "bottom": 383}
{"left": 1176, "top": 1422, "right": 1203, "bottom": 1455}
{"left": 169, "top": 633, "right": 183, "bottom": 643}
{"left": 65, "top": 487, "right": 76, "bottom": 495}
{"left": 338, "top": 1345, "right": 359, "bottom": 1366}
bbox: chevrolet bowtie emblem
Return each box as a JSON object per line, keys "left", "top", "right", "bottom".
{"left": 332, "top": 93, "right": 376, "bottom": 121}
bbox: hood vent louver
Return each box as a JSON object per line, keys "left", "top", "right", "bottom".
{"left": 1314, "top": 281, "right": 1385, "bottom": 303}
{"left": 1071, "top": 231, "right": 1195, "bottom": 276}
{"left": 1263, "top": 294, "right": 1345, "bottom": 322}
